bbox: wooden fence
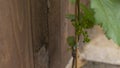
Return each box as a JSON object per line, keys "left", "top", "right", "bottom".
{"left": 0, "top": 0, "right": 33, "bottom": 68}
{"left": 1, "top": 0, "right": 120, "bottom": 68}
{"left": 0, "top": 0, "right": 70, "bottom": 68}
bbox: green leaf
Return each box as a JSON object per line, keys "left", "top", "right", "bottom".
{"left": 69, "top": 0, "right": 76, "bottom": 4}
{"left": 91, "top": 0, "right": 120, "bottom": 45}
{"left": 66, "top": 14, "right": 75, "bottom": 22}
{"left": 67, "top": 36, "right": 76, "bottom": 47}
{"left": 80, "top": 3, "right": 95, "bottom": 23}
{"left": 79, "top": 3, "right": 95, "bottom": 29}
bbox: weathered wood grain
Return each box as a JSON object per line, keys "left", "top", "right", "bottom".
{"left": 31, "top": 0, "right": 48, "bottom": 52}
{"left": 0, "top": 0, "right": 34, "bottom": 68}
{"left": 30, "top": 0, "right": 49, "bottom": 68}
{"left": 48, "top": 0, "right": 71, "bottom": 68}
{"left": 48, "top": 0, "right": 62, "bottom": 67}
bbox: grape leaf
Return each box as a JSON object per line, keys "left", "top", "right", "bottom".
{"left": 67, "top": 36, "right": 76, "bottom": 47}
{"left": 91, "top": 0, "right": 120, "bottom": 45}
{"left": 80, "top": 3, "right": 95, "bottom": 23}
{"left": 80, "top": 3, "right": 95, "bottom": 29}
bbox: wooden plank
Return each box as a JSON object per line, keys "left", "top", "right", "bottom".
{"left": 61, "top": 0, "right": 73, "bottom": 68}
{"left": 31, "top": 0, "right": 48, "bottom": 52}
{"left": 30, "top": 0, "right": 48, "bottom": 68}
{"left": 0, "top": 0, "right": 34, "bottom": 68}
{"left": 48, "top": 0, "right": 62, "bottom": 67}
{"left": 48, "top": 0, "right": 71, "bottom": 68}
{"left": 83, "top": 62, "right": 120, "bottom": 68}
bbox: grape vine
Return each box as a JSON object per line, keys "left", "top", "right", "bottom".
{"left": 66, "top": 0, "right": 95, "bottom": 68}
{"left": 66, "top": 0, "right": 95, "bottom": 49}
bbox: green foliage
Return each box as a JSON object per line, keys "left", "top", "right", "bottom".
{"left": 69, "top": 0, "right": 76, "bottom": 4}
{"left": 67, "top": 36, "right": 76, "bottom": 47}
{"left": 80, "top": 3, "right": 95, "bottom": 28}
{"left": 66, "top": 14, "right": 75, "bottom": 22}
{"left": 66, "top": 2, "right": 95, "bottom": 47}
{"left": 91, "top": 0, "right": 120, "bottom": 46}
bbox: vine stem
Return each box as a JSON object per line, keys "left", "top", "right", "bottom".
{"left": 71, "top": 0, "right": 80, "bottom": 68}
{"left": 72, "top": 0, "right": 80, "bottom": 68}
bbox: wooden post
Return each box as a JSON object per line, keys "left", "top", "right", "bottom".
{"left": 0, "top": 0, "right": 34, "bottom": 68}
{"left": 48, "top": 0, "right": 71, "bottom": 68}
{"left": 30, "top": 0, "right": 48, "bottom": 68}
